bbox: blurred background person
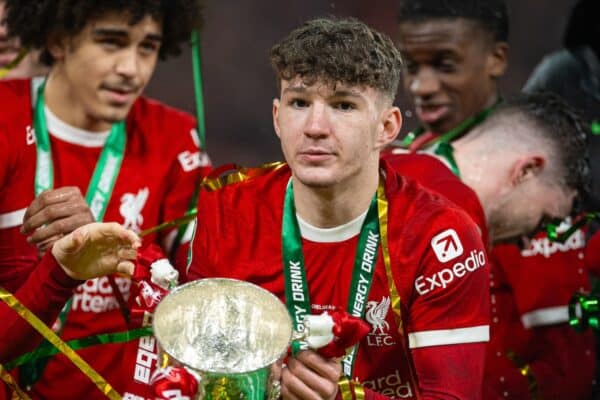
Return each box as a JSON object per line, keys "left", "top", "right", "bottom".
{"left": 0, "top": 0, "right": 46, "bottom": 79}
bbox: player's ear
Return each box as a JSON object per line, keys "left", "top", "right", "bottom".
{"left": 272, "top": 98, "right": 282, "bottom": 139}
{"left": 487, "top": 41, "right": 508, "bottom": 79}
{"left": 510, "top": 154, "right": 545, "bottom": 186}
{"left": 376, "top": 105, "right": 402, "bottom": 150}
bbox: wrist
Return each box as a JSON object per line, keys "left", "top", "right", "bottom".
{"left": 50, "top": 243, "right": 77, "bottom": 280}
{"left": 46, "top": 250, "right": 81, "bottom": 287}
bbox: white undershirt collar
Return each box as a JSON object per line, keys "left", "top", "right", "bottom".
{"left": 297, "top": 209, "right": 368, "bottom": 243}
{"left": 44, "top": 105, "right": 110, "bottom": 148}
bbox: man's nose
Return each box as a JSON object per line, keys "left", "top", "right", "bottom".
{"left": 408, "top": 67, "right": 441, "bottom": 99}
{"left": 115, "top": 48, "right": 139, "bottom": 78}
{"left": 304, "top": 102, "right": 331, "bottom": 138}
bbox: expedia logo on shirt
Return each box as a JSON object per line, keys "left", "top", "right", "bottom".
{"left": 71, "top": 277, "right": 131, "bottom": 313}
{"left": 430, "top": 229, "right": 463, "bottom": 262}
{"left": 414, "top": 249, "right": 486, "bottom": 296}
{"left": 521, "top": 229, "right": 585, "bottom": 258}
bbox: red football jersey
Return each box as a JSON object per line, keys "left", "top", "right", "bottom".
{"left": 187, "top": 162, "right": 490, "bottom": 399}
{"left": 484, "top": 228, "right": 596, "bottom": 399}
{"left": 0, "top": 78, "right": 210, "bottom": 399}
{"left": 382, "top": 150, "right": 489, "bottom": 248}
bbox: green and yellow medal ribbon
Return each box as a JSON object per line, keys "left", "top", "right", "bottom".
{"left": 282, "top": 179, "right": 381, "bottom": 378}
{"left": 19, "top": 81, "right": 127, "bottom": 389}
{"left": 0, "top": 287, "right": 122, "bottom": 399}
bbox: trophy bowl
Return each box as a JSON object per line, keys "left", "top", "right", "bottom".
{"left": 153, "top": 278, "right": 293, "bottom": 399}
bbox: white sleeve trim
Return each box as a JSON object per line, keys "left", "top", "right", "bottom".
{"left": 520, "top": 306, "right": 569, "bottom": 328}
{"left": 0, "top": 208, "right": 26, "bottom": 229}
{"left": 408, "top": 325, "right": 489, "bottom": 349}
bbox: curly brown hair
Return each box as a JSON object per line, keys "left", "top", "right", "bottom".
{"left": 270, "top": 17, "right": 403, "bottom": 101}
{"left": 4, "top": 0, "right": 203, "bottom": 65}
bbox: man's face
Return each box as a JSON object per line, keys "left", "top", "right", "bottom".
{"left": 50, "top": 11, "right": 162, "bottom": 128}
{"left": 398, "top": 19, "right": 507, "bottom": 134}
{"left": 490, "top": 178, "right": 576, "bottom": 243}
{"left": 273, "top": 77, "right": 399, "bottom": 189}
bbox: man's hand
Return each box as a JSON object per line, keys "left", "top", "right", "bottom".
{"left": 21, "top": 187, "right": 95, "bottom": 252}
{"left": 281, "top": 350, "right": 341, "bottom": 400}
{"left": 51, "top": 222, "right": 141, "bottom": 280}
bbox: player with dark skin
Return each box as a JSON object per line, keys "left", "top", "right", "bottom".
{"left": 396, "top": 0, "right": 508, "bottom": 148}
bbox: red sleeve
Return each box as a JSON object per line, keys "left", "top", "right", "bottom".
{"left": 0, "top": 252, "right": 80, "bottom": 362}
{"left": 0, "top": 125, "right": 8, "bottom": 188}
{"left": 362, "top": 344, "right": 486, "bottom": 400}
{"left": 403, "top": 207, "right": 489, "bottom": 398}
{"left": 407, "top": 209, "right": 490, "bottom": 344}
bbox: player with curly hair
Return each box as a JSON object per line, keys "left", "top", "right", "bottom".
{"left": 188, "top": 17, "right": 491, "bottom": 399}
{"left": 0, "top": 0, "right": 209, "bottom": 398}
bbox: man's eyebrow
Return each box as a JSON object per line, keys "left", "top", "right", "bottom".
{"left": 282, "top": 86, "right": 307, "bottom": 95}
{"left": 331, "top": 89, "right": 364, "bottom": 99}
{"left": 91, "top": 28, "right": 162, "bottom": 42}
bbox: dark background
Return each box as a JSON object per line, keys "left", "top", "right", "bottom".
{"left": 145, "top": 0, "right": 578, "bottom": 166}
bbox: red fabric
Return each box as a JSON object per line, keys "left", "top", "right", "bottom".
{"left": 187, "top": 161, "right": 490, "bottom": 399}
{"left": 129, "top": 245, "right": 171, "bottom": 325}
{"left": 382, "top": 150, "right": 489, "bottom": 248}
{"left": 150, "top": 366, "right": 198, "bottom": 400}
{"left": 360, "top": 344, "right": 486, "bottom": 400}
{"left": 484, "top": 238, "right": 596, "bottom": 400}
{"left": 0, "top": 252, "right": 80, "bottom": 362}
{"left": 0, "top": 78, "right": 210, "bottom": 399}
{"left": 317, "top": 308, "right": 371, "bottom": 359}
{"left": 585, "top": 230, "right": 600, "bottom": 275}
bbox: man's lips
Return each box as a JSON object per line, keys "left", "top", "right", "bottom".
{"left": 0, "top": 51, "right": 19, "bottom": 67}
{"left": 415, "top": 104, "right": 450, "bottom": 125}
{"left": 0, "top": 43, "right": 20, "bottom": 67}
{"left": 298, "top": 149, "right": 335, "bottom": 163}
{"left": 101, "top": 86, "right": 138, "bottom": 104}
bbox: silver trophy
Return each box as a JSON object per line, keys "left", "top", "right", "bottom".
{"left": 152, "top": 278, "right": 293, "bottom": 400}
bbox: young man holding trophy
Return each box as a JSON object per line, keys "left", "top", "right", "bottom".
{"left": 187, "top": 17, "right": 491, "bottom": 399}
{"left": 1, "top": 15, "right": 589, "bottom": 400}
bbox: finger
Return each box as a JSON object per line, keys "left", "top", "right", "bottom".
{"left": 22, "top": 199, "right": 92, "bottom": 234}
{"left": 280, "top": 383, "right": 302, "bottom": 400}
{"left": 26, "top": 212, "right": 94, "bottom": 244}
{"left": 271, "top": 359, "right": 284, "bottom": 382}
{"left": 117, "top": 246, "right": 138, "bottom": 260}
{"left": 281, "top": 363, "right": 320, "bottom": 400}
{"left": 287, "top": 354, "right": 340, "bottom": 399}
{"left": 96, "top": 222, "right": 141, "bottom": 247}
{"left": 115, "top": 260, "right": 135, "bottom": 276}
{"left": 295, "top": 351, "right": 341, "bottom": 382}
{"left": 36, "top": 233, "right": 64, "bottom": 252}
{"left": 22, "top": 187, "right": 83, "bottom": 226}
{"left": 119, "top": 227, "right": 141, "bottom": 249}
